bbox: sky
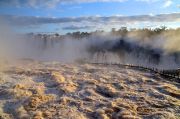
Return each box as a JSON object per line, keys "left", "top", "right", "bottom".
{"left": 0, "top": 0, "right": 180, "bottom": 34}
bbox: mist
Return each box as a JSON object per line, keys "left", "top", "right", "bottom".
{"left": 0, "top": 19, "right": 180, "bottom": 69}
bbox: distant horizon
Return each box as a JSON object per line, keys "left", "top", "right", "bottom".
{"left": 17, "top": 25, "right": 179, "bottom": 35}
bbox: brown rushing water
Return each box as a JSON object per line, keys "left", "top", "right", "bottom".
{"left": 0, "top": 61, "right": 179, "bottom": 119}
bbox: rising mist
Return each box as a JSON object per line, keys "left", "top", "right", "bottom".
{"left": 0, "top": 20, "right": 180, "bottom": 69}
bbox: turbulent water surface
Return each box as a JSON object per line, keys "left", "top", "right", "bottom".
{"left": 0, "top": 60, "right": 179, "bottom": 119}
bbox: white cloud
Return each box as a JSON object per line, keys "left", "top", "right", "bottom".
{"left": 163, "top": 0, "right": 173, "bottom": 8}
{"left": 1, "top": 13, "right": 179, "bottom": 33}
{"left": 1, "top": 13, "right": 179, "bottom": 27}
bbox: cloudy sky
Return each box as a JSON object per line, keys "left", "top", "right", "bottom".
{"left": 0, "top": 0, "right": 180, "bottom": 34}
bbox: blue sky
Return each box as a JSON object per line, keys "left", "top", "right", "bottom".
{"left": 0, "top": 0, "right": 179, "bottom": 34}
